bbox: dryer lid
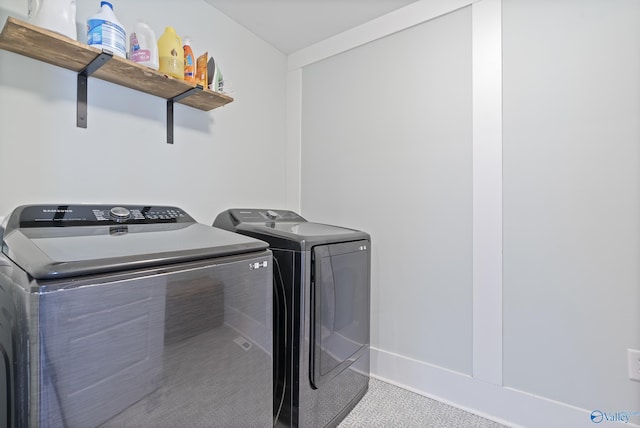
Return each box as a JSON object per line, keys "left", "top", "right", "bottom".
{"left": 234, "top": 216, "right": 368, "bottom": 252}
{"left": 213, "top": 208, "right": 370, "bottom": 251}
{"left": 240, "top": 221, "right": 363, "bottom": 241}
{"left": 1, "top": 204, "right": 268, "bottom": 279}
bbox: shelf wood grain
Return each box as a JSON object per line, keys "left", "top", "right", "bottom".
{"left": 0, "top": 17, "right": 233, "bottom": 111}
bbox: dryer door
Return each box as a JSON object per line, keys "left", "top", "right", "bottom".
{"left": 310, "top": 240, "right": 370, "bottom": 389}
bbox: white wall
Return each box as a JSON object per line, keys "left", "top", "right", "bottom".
{"left": 300, "top": 6, "right": 473, "bottom": 375}
{"left": 290, "top": 0, "right": 640, "bottom": 427}
{"left": 0, "top": 0, "right": 287, "bottom": 224}
{"left": 502, "top": 0, "right": 640, "bottom": 413}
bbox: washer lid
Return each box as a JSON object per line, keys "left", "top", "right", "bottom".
{"left": 1, "top": 204, "right": 268, "bottom": 279}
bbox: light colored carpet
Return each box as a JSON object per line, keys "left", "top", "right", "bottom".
{"left": 339, "top": 378, "right": 508, "bottom": 428}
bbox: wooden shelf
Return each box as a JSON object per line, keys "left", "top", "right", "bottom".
{"left": 0, "top": 17, "right": 233, "bottom": 143}
{"left": 0, "top": 17, "right": 233, "bottom": 110}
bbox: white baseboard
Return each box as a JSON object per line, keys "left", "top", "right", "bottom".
{"left": 371, "top": 347, "right": 640, "bottom": 428}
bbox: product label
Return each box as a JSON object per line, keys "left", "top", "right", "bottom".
{"left": 87, "top": 19, "right": 126, "bottom": 55}
{"left": 130, "top": 32, "right": 140, "bottom": 51}
{"left": 184, "top": 54, "right": 195, "bottom": 79}
{"left": 131, "top": 49, "right": 151, "bottom": 63}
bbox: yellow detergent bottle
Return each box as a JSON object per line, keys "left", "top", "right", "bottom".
{"left": 158, "top": 26, "right": 184, "bottom": 79}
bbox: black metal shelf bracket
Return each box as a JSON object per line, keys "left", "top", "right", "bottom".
{"left": 167, "top": 85, "right": 203, "bottom": 144}
{"left": 77, "top": 50, "right": 113, "bottom": 128}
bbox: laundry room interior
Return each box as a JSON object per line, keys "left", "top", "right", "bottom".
{"left": 0, "top": 0, "right": 639, "bottom": 427}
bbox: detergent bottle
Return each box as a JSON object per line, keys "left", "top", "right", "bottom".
{"left": 183, "top": 37, "right": 196, "bottom": 83}
{"left": 158, "top": 27, "right": 184, "bottom": 79}
{"left": 129, "top": 20, "right": 159, "bottom": 70}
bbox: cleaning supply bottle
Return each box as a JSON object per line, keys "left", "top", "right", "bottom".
{"left": 129, "top": 20, "right": 159, "bottom": 70}
{"left": 183, "top": 37, "right": 196, "bottom": 83}
{"left": 158, "top": 27, "right": 184, "bottom": 79}
{"left": 86, "top": 1, "right": 126, "bottom": 58}
{"left": 28, "top": 0, "right": 77, "bottom": 40}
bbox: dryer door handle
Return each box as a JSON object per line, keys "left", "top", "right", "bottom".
{"left": 309, "top": 277, "right": 319, "bottom": 390}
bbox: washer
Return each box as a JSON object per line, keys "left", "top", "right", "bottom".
{"left": 214, "top": 209, "right": 370, "bottom": 428}
{"left": 0, "top": 204, "right": 273, "bottom": 428}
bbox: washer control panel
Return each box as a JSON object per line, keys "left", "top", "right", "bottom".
{"left": 17, "top": 205, "right": 194, "bottom": 227}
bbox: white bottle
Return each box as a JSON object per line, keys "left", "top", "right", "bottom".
{"left": 28, "top": 0, "right": 78, "bottom": 40}
{"left": 86, "top": 1, "right": 126, "bottom": 58}
{"left": 129, "top": 20, "right": 159, "bottom": 70}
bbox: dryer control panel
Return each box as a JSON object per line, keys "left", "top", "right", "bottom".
{"left": 15, "top": 205, "right": 195, "bottom": 228}
{"left": 229, "top": 209, "right": 306, "bottom": 224}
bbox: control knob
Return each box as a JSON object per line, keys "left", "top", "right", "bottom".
{"left": 109, "top": 206, "right": 131, "bottom": 222}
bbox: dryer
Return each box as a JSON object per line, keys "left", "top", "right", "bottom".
{"left": 214, "top": 209, "right": 370, "bottom": 428}
{"left": 0, "top": 204, "right": 273, "bottom": 427}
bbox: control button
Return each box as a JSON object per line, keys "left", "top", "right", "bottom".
{"left": 93, "top": 209, "right": 108, "bottom": 221}
{"left": 266, "top": 210, "right": 279, "bottom": 220}
{"left": 109, "top": 206, "right": 131, "bottom": 222}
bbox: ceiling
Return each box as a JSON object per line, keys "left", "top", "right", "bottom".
{"left": 203, "top": 0, "right": 419, "bottom": 54}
